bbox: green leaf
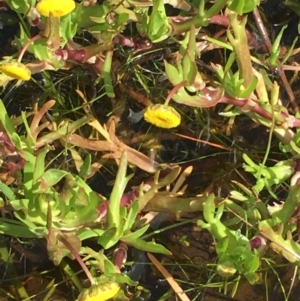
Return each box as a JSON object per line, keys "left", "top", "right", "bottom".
{"left": 109, "top": 273, "right": 137, "bottom": 286}
{"left": 59, "top": 13, "right": 78, "bottom": 46}
{"left": 259, "top": 220, "right": 300, "bottom": 262}
{"left": 238, "top": 75, "right": 258, "bottom": 98}
{"left": 104, "top": 214, "right": 128, "bottom": 249}
{"left": 0, "top": 100, "right": 22, "bottom": 150}
{"left": 78, "top": 154, "right": 92, "bottom": 178}
{"left": 73, "top": 4, "right": 109, "bottom": 28}
{"left": 33, "top": 145, "right": 51, "bottom": 182}
{"left": 202, "top": 194, "right": 217, "bottom": 224}
{"left": 38, "top": 169, "right": 70, "bottom": 191}
{"left": 164, "top": 61, "right": 183, "bottom": 86}
{"left": 5, "top": 0, "right": 36, "bottom": 13}
{"left": 0, "top": 218, "right": 39, "bottom": 238}
{"left": 0, "top": 181, "right": 16, "bottom": 201}
{"left": 123, "top": 237, "right": 171, "bottom": 255}
{"left": 20, "top": 112, "right": 35, "bottom": 150}
{"left": 281, "top": 36, "right": 298, "bottom": 65}
{"left": 123, "top": 200, "right": 140, "bottom": 232}
{"left": 103, "top": 259, "right": 118, "bottom": 274}
{"left": 102, "top": 49, "right": 115, "bottom": 98}
{"left": 77, "top": 228, "right": 105, "bottom": 240}
{"left": 116, "top": 13, "right": 129, "bottom": 26}
{"left": 269, "top": 25, "right": 287, "bottom": 66}
{"left": 224, "top": 52, "right": 236, "bottom": 74}
{"left": 108, "top": 151, "right": 131, "bottom": 229}
{"left": 122, "top": 224, "right": 149, "bottom": 241}
{"left": 216, "top": 237, "right": 229, "bottom": 254}
{"left": 181, "top": 26, "right": 198, "bottom": 87}
{"left": 10, "top": 198, "right": 48, "bottom": 232}
{"left": 144, "top": 0, "right": 171, "bottom": 42}
{"left": 22, "top": 152, "right": 38, "bottom": 198}
{"left": 228, "top": 0, "right": 259, "bottom": 14}
{"left": 98, "top": 227, "right": 117, "bottom": 248}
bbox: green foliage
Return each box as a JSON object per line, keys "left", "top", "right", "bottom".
{"left": 228, "top": 0, "right": 259, "bottom": 14}
{"left": 3, "top": 0, "right": 300, "bottom": 298}
{"left": 258, "top": 172, "right": 300, "bottom": 263}
{"left": 5, "top": 0, "right": 36, "bottom": 14}
{"left": 142, "top": 0, "right": 171, "bottom": 43}
{"left": 214, "top": 52, "right": 258, "bottom": 98}
{"left": 197, "top": 196, "right": 260, "bottom": 283}
{"left": 164, "top": 26, "right": 224, "bottom": 107}
{"left": 0, "top": 100, "right": 171, "bottom": 273}
{"left": 242, "top": 154, "right": 295, "bottom": 199}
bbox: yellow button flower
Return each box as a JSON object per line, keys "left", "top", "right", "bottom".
{"left": 144, "top": 104, "right": 181, "bottom": 129}
{"left": 0, "top": 62, "right": 31, "bottom": 81}
{"left": 78, "top": 282, "right": 120, "bottom": 301}
{"left": 36, "top": 0, "right": 76, "bottom": 17}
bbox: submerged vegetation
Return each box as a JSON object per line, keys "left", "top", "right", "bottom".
{"left": 2, "top": 0, "right": 300, "bottom": 300}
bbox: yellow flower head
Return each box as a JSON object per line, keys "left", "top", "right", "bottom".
{"left": 0, "top": 62, "right": 31, "bottom": 81}
{"left": 144, "top": 104, "right": 181, "bottom": 129}
{"left": 78, "top": 282, "right": 120, "bottom": 301}
{"left": 36, "top": 0, "right": 76, "bottom": 17}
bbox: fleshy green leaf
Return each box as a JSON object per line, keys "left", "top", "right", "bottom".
{"left": 123, "top": 237, "right": 171, "bottom": 255}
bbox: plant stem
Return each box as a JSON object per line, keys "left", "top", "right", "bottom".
{"left": 205, "top": 0, "right": 228, "bottom": 19}
{"left": 252, "top": 7, "right": 298, "bottom": 113}
{"left": 18, "top": 34, "right": 41, "bottom": 62}
{"left": 170, "top": 0, "right": 227, "bottom": 34}
{"left": 227, "top": 12, "right": 253, "bottom": 87}
{"left": 59, "top": 235, "right": 95, "bottom": 285}
{"left": 165, "top": 81, "right": 187, "bottom": 105}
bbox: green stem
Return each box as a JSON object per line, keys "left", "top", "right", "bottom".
{"left": 227, "top": 12, "right": 253, "bottom": 87}
{"left": 60, "top": 259, "right": 84, "bottom": 290}
{"left": 171, "top": 16, "right": 208, "bottom": 35}
{"left": 205, "top": 0, "right": 228, "bottom": 19}
{"left": 171, "top": 0, "right": 227, "bottom": 34}
{"left": 102, "top": 47, "right": 115, "bottom": 98}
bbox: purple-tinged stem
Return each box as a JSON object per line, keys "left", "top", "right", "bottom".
{"left": 18, "top": 34, "right": 41, "bottom": 62}
{"left": 220, "top": 95, "right": 300, "bottom": 128}
{"left": 165, "top": 81, "right": 187, "bottom": 105}
{"left": 59, "top": 235, "right": 95, "bottom": 285}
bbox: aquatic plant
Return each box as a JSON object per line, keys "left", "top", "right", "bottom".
{"left": 3, "top": 0, "right": 300, "bottom": 300}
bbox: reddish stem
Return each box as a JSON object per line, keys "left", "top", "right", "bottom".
{"left": 18, "top": 34, "right": 41, "bottom": 62}
{"left": 59, "top": 235, "right": 95, "bottom": 285}
{"left": 219, "top": 95, "right": 300, "bottom": 128}
{"left": 165, "top": 81, "right": 187, "bottom": 105}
